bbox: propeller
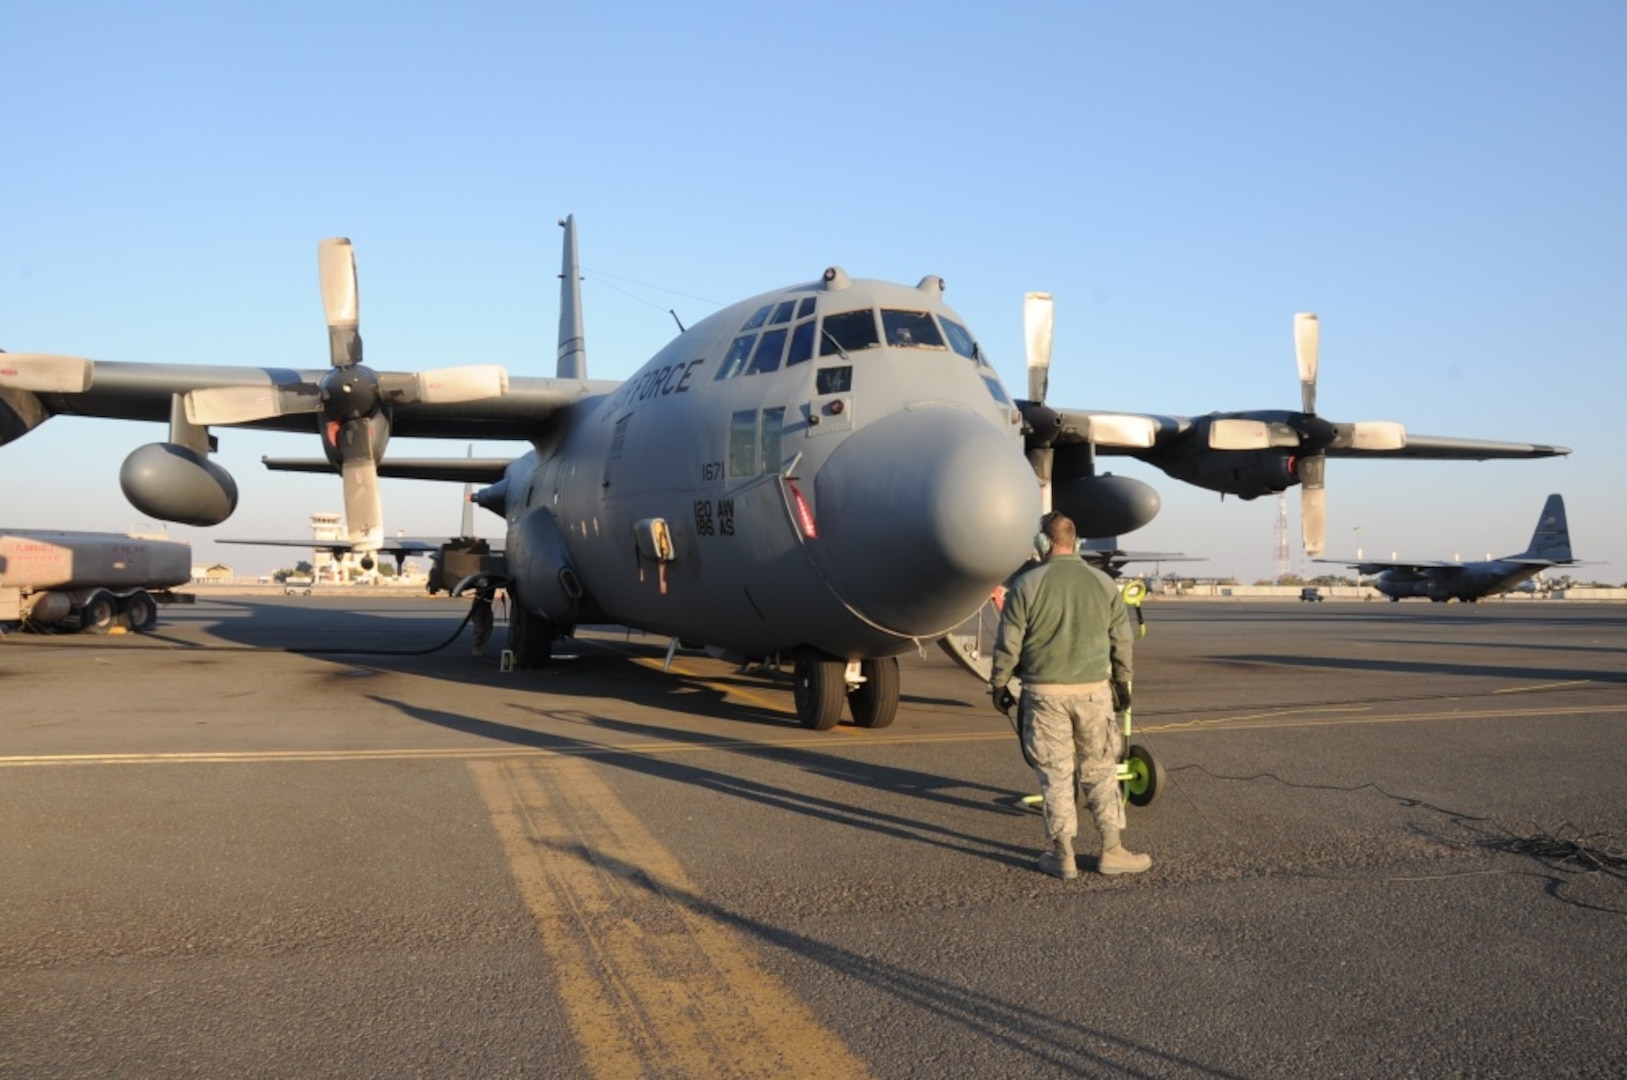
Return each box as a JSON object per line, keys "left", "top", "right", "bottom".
{"left": 1018, "top": 292, "right": 1156, "bottom": 452}
{"left": 182, "top": 238, "right": 509, "bottom": 560}
{"left": 0, "top": 352, "right": 93, "bottom": 394}
{"left": 1024, "top": 291, "right": 1052, "bottom": 404}
{"left": 1200, "top": 314, "right": 1408, "bottom": 556}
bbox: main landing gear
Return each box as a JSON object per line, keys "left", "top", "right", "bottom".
{"left": 793, "top": 652, "right": 900, "bottom": 731}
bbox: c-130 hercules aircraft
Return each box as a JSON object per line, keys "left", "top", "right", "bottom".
{"left": 0, "top": 217, "right": 1570, "bottom": 729}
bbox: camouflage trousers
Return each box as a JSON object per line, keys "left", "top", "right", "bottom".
{"left": 1020, "top": 681, "right": 1124, "bottom": 842}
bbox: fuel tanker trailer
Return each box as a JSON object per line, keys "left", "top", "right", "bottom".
{"left": 0, "top": 529, "right": 192, "bottom": 633}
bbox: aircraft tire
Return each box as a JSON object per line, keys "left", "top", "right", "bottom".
{"left": 122, "top": 591, "right": 158, "bottom": 632}
{"left": 80, "top": 590, "right": 118, "bottom": 635}
{"left": 508, "top": 600, "right": 554, "bottom": 669}
{"left": 794, "top": 653, "right": 845, "bottom": 731}
{"left": 1122, "top": 743, "right": 1164, "bottom": 807}
{"left": 849, "top": 657, "right": 900, "bottom": 729}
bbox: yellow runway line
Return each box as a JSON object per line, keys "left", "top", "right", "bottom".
{"left": 471, "top": 756, "right": 871, "bottom": 1079}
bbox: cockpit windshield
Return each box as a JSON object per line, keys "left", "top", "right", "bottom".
{"left": 819, "top": 309, "right": 881, "bottom": 356}
{"left": 881, "top": 310, "right": 946, "bottom": 349}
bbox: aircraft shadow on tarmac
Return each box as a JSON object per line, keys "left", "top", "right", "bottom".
{"left": 374, "top": 693, "right": 1039, "bottom": 866}
{"left": 1210, "top": 651, "right": 1627, "bottom": 686}
{"left": 519, "top": 837, "right": 1245, "bottom": 1079}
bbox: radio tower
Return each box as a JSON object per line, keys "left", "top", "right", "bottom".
{"left": 1273, "top": 492, "right": 1290, "bottom": 582}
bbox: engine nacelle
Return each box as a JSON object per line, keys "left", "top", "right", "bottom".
{"left": 120, "top": 443, "right": 239, "bottom": 526}
{"left": 1155, "top": 448, "right": 1298, "bottom": 500}
{"left": 1051, "top": 473, "right": 1162, "bottom": 539}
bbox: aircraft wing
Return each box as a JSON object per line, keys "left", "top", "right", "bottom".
{"left": 24, "top": 361, "right": 617, "bottom": 440}
{"left": 1318, "top": 433, "right": 1573, "bottom": 460}
{"left": 1044, "top": 409, "right": 1570, "bottom": 462}
{"left": 261, "top": 456, "right": 514, "bottom": 483}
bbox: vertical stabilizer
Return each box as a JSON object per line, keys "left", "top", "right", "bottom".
{"left": 1520, "top": 494, "right": 1571, "bottom": 561}
{"left": 556, "top": 215, "right": 587, "bottom": 379}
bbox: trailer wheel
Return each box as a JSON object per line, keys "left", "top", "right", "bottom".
{"left": 122, "top": 591, "right": 158, "bottom": 632}
{"left": 80, "top": 591, "right": 118, "bottom": 634}
{"left": 1123, "top": 743, "right": 1165, "bottom": 807}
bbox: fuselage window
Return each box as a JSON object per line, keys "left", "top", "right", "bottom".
{"left": 796, "top": 296, "right": 816, "bottom": 319}
{"left": 786, "top": 319, "right": 815, "bottom": 366}
{"left": 816, "top": 365, "right": 852, "bottom": 395}
{"left": 769, "top": 300, "right": 796, "bottom": 326}
{"left": 741, "top": 304, "right": 773, "bottom": 332}
{"left": 819, "top": 308, "right": 880, "bottom": 356}
{"left": 760, "top": 407, "right": 785, "bottom": 473}
{"left": 729, "top": 409, "right": 758, "bottom": 476}
{"left": 940, "top": 316, "right": 978, "bottom": 361}
{"left": 715, "top": 333, "right": 758, "bottom": 380}
{"left": 982, "top": 374, "right": 1012, "bottom": 406}
{"left": 746, "top": 327, "right": 789, "bottom": 375}
{"left": 882, "top": 309, "right": 946, "bottom": 349}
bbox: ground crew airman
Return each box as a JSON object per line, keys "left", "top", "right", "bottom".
{"left": 989, "top": 512, "right": 1152, "bottom": 879}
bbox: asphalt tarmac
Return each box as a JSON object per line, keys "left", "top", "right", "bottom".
{"left": 3, "top": 597, "right": 1625, "bottom": 1078}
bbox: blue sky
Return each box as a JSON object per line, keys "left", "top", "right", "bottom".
{"left": 5, "top": 2, "right": 1623, "bottom": 583}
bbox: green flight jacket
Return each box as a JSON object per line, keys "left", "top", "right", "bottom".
{"left": 989, "top": 554, "right": 1133, "bottom": 690}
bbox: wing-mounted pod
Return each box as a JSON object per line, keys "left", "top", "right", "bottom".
{"left": 507, "top": 505, "right": 587, "bottom": 623}
{"left": 121, "top": 396, "right": 239, "bottom": 526}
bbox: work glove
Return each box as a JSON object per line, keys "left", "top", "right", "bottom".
{"left": 991, "top": 685, "right": 1018, "bottom": 717}
{"left": 1111, "top": 681, "right": 1132, "bottom": 714}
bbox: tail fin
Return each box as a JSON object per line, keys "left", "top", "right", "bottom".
{"left": 1519, "top": 494, "right": 1572, "bottom": 561}
{"left": 556, "top": 214, "right": 587, "bottom": 379}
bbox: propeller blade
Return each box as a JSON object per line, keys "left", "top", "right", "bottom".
{"left": 1079, "top": 413, "right": 1157, "bottom": 449}
{"left": 319, "top": 237, "right": 362, "bottom": 367}
{"left": 379, "top": 365, "right": 509, "bottom": 407}
{"left": 1333, "top": 420, "right": 1407, "bottom": 451}
{"left": 0, "top": 353, "right": 93, "bottom": 394}
{"left": 1208, "top": 418, "right": 1302, "bottom": 450}
{"left": 185, "top": 384, "right": 320, "bottom": 426}
{"left": 342, "top": 454, "right": 385, "bottom": 554}
{"left": 1024, "top": 291, "right": 1053, "bottom": 404}
{"left": 1294, "top": 312, "right": 1319, "bottom": 416}
{"left": 1298, "top": 454, "right": 1327, "bottom": 556}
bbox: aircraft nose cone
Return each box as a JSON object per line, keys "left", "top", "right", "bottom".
{"left": 812, "top": 407, "right": 1041, "bottom": 638}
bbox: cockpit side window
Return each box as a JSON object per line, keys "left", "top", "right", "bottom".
{"left": 940, "top": 316, "right": 980, "bottom": 361}
{"left": 715, "top": 334, "right": 758, "bottom": 380}
{"left": 881, "top": 309, "right": 946, "bottom": 349}
{"left": 741, "top": 305, "right": 773, "bottom": 332}
{"left": 768, "top": 300, "right": 797, "bottom": 326}
{"left": 819, "top": 309, "right": 880, "bottom": 356}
